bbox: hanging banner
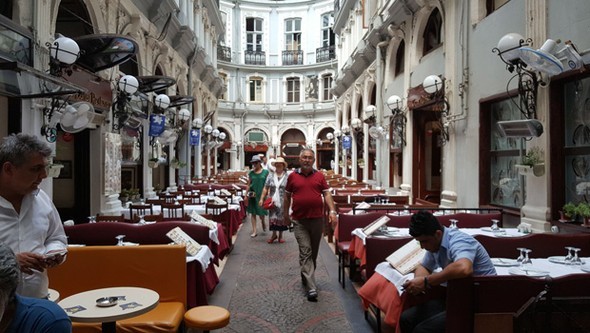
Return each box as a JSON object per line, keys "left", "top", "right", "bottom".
{"left": 342, "top": 135, "right": 352, "bottom": 150}
{"left": 190, "top": 129, "right": 200, "bottom": 146}
{"left": 148, "top": 114, "right": 166, "bottom": 137}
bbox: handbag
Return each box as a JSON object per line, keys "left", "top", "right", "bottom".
{"left": 263, "top": 197, "right": 275, "bottom": 210}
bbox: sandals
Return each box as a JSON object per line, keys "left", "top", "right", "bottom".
{"left": 250, "top": 233, "right": 257, "bottom": 238}
{"left": 267, "top": 236, "right": 277, "bottom": 244}
{"left": 278, "top": 239, "right": 285, "bottom": 243}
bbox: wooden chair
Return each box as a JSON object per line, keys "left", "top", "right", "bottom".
{"left": 129, "top": 203, "right": 153, "bottom": 219}
{"left": 161, "top": 203, "right": 186, "bottom": 220}
{"left": 95, "top": 214, "right": 125, "bottom": 223}
{"left": 184, "top": 194, "right": 203, "bottom": 204}
{"left": 159, "top": 193, "right": 177, "bottom": 204}
{"left": 145, "top": 198, "right": 164, "bottom": 205}
{"left": 206, "top": 201, "right": 228, "bottom": 215}
{"left": 133, "top": 213, "right": 164, "bottom": 223}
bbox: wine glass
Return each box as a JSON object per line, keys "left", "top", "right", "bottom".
{"left": 490, "top": 219, "right": 500, "bottom": 231}
{"left": 516, "top": 247, "right": 526, "bottom": 263}
{"left": 115, "top": 235, "right": 125, "bottom": 246}
{"left": 138, "top": 214, "right": 145, "bottom": 225}
{"left": 564, "top": 246, "right": 574, "bottom": 265}
{"left": 571, "top": 247, "right": 582, "bottom": 265}
{"left": 449, "top": 219, "right": 458, "bottom": 229}
{"left": 521, "top": 248, "right": 532, "bottom": 267}
{"left": 88, "top": 216, "right": 96, "bottom": 223}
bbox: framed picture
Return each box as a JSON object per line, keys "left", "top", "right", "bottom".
{"left": 54, "top": 160, "right": 72, "bottom": 179}
{"left": 121, "top": 166, "right": 136, "bottom": 190}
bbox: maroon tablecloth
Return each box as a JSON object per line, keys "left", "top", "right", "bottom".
{"left": 186, "top": 261, "right": 220, "bottom": 308}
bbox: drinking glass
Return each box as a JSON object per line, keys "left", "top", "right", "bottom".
{"left": 115, "top": 235, "right": 125, "bottom": 246}
{"left": 449, "top": 219, "right": 458, "bottom": 229}
{"left": 88, "top": 216, "right": 96, "bottom": 223}
{"left": 564, "top": 246, "right": 574, "bottom": 265}
{"left": 571, "top": 248, "right": 582, "bottom": 265}
{"left": 138, "top": 214, "right": 145, "bottom": 225}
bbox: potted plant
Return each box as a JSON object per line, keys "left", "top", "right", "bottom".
{"left": 576, "top": 202, "right": 590, "bottom": 226}
{"left": 148, "top": 157, "right": 159, "bottom": 168}
{"left": 515, "top": 146, "right": 545, "bottom": 176}
{"left": 119, "top": 188, "right": 130, "bottom": 203}
{"left": 560, "top": 202, "right": 577, "bottom": 222}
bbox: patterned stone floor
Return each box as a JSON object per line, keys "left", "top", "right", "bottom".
{"left": 209, "top": 224, "right": 373, "bottom": 333}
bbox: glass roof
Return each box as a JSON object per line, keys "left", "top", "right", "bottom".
{"left": 0, "top": 61, "right": 86, "bottom": 98}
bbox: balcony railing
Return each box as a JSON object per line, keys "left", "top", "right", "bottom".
{"left": 316, "top": 45, "right": 335, "bottom": 63}
{"left": 218, "top": 46, "right": 231, "bottom": 62}
{"left": 282, "top": 50, "right": 303, "bottom": 65}
{"left": 245, "top": 50, "right": 266, "bottom": 65}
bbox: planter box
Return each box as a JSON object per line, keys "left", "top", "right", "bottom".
{"left": 515, "top": 163, "right": 545, "bottom": 177}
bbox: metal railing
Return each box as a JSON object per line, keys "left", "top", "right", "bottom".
{"left": 244, "top": 50, "right": 266, "bottom": 65}
{"left": 316, "top": 45, "right": 335, "bottom": 63}
{"left": 282, "top": 50, "right": 303, "bottom": 65}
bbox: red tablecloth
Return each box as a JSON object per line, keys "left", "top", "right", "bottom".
{"left": 358, "top": 273, "right": 405, "bottom": 331}
{"left": 349, "top": 235, "right": 367, "bottom": 268}
{"left": 186, "top": 261, "right": 220, "bottom": 308}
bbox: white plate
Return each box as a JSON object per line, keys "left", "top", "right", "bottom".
{"left": 508, "top": 267, "right": 550, "bottom": 277}
{"left": 548, "top": 256, "right": 586, "bottom": 265}
{"left": 492, "top": 258, "right": 519, "bottom": 267}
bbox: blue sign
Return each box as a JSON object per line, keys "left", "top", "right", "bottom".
{"left": 342, "top": 135, "right": 352, "bottom": 150}
{"left": 148, "top": 114, "right": 166, "bottom": 136}
{"left": 190, "top": 129, "right": 200, "bottom": 146}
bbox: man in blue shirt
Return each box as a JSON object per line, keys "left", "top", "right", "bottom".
{"left": 0, "top": 242, "right": 71, "bottom": 333}
{"left": 400, "top": 211, "right": 496, "bottom": 333}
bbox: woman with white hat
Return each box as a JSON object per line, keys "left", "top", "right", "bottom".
{"left": 259, "top": 157, "right": 290, "bottom": 243}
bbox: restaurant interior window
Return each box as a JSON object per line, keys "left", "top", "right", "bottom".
{"left": 286, "top": 77, "right": 300, "bottom": 103}
{"left": 563, "top": 77, "right": 590, "bottom": 204}
{"left": 248, "top": 76, "right": 263, "bottom": 102}
{"left": 322, "top": 74, "right": 333, "bottom": 101}
{"left": 488, "top": 98, "right": 524, "bottom": 209}
{"left": 422, "top": 7, "right": 442, "bottom": 55}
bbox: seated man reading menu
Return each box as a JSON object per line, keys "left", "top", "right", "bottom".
{"left": 400, "top": 211, "right": 496, "bottom": 333}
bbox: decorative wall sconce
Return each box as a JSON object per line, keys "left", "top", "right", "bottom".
{"left": 341, "top": 125, "right": 351, "bottom": 135}
{"left": 364, "top": 105, "right": 376, "bottom": 125}
{"left": 47, "top": 35, "right": 81, "bottom": 77}
{"left": 192, "top": 117, "right": 203, "bottom": 129}
{"left": 154, "top": 94, "right": 171, "bottom": 110}
{"left": 112, "top": 74, "right": 140, "bottom": 131}
{"left": 422, "top": 75, "right": 449, "bottom": 144}
{"left": 333, "top": 130, "right": 342, "bottom": 140}
{"left": 326, "top": 132, "right": 335, "bottom": 142}
{"left": 387, "top": 95, "right": 407, "bottom": 146}
{"left": 177, "top": 108, "right": 190, "bottom": 126}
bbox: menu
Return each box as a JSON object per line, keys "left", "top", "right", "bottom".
{"left": 362, "top": 215, "right": 391, "bottom": 236}
{"left": 166, "top": 227, "right": 201, "bottom": 256}
{"left": 385, "top": 239, "right": 426, "bottom": 275}
{"left": 190, "top": 211, "right": 216, "bottom": 229}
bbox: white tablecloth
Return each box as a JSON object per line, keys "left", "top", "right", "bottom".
{"left": 186, "top": 246, "right": 214, "bottom": 272}
{"left": 352, "top": 227, "right": 525, "bottom": 245}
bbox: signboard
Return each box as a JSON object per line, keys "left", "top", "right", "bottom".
{"left": 148, "top": 114, "right": 166, "bottom": 136}
{"left": 342, "top": 135, "right": 352, "bottom": 150}
{"left": 190, "top": 129, "right": 200, "bottom": 146}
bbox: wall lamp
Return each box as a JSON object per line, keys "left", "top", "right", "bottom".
{"left": 387, "top": 95, "right": 407, "bottom": 146}
{"left": 364, "top": 105, "right": 376, "bottom": 125}
{"left": 192, "top": 117, "right": 203, "bottom": 129}
{"left": 112, "top": 74, "right": 140, "bottom": 130}
{"left": 326, "top": 132, "right": 334, "bottom": 142}
{"left": 422, "top": 75, "right": 450, "bottom": 144}
{"left": 47, "top": 35, "right": 81, "bottom": 77}
{"left": 351, "top": 118, "right": 363, "bottom": 132}
{"left": 341, "top": 125, "right": 351, "bottom": 135}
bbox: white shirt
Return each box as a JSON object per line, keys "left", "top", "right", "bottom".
{"left": 0, "top": 189, "right": 67, "bottom": 298}
{"left": 266, "top": 158, "right": 276, "bottom": 172}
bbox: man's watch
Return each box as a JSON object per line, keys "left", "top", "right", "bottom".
{"left": 329, "top": 210, "right": 337, "bottom": 214}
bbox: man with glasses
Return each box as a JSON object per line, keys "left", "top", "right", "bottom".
{"left": 284, "top": 149, "right": 337, "bottom": 302}
{"left": 0, "top": 134, "right": 67, "bottom": 298}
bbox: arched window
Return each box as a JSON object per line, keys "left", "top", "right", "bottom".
{"left": 423, "top": 8, "right": 442, "bottom": 55}
{"left": 395, "top": 40, "right": 405, "bottom": 76}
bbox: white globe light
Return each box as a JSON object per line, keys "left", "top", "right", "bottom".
{"left": 212, "top": 129, "right": 220, "bottom": 138}
{"left": 155, "top": 94, "right": 170, "bottom": 109}
{"left": 219, "top": 132, "right": 226, "bottom": 140}
{"left": 178, "top": 108, "right": 190, "bottom": 122}
{"left": 192, "top": 117, "right": 203, "bottom": 128}
{"left": 204, "top": 124, "right": 213, "bottom": 134}
{"left": 351, "top": 118, "right": 363, "bottom": 129}
{"left": 50, "top": 36, "right": 80, "bottom": 64}
{"left": 423, "top": 75, "right": 442, "bottom": 94}
{"left": 364, "top": 105, "right": 376, "bottom": 118}
{"left": 387, "top": 95, "right": 402, "bottom": 110}
{"left": 118, "top": 75, "right": 139, "bottom": 94}
{"left": 497, "top": 32, "right": 525, "bottom": 62}
{"left": 326, "top": 132, "right": 334, "bottom": 140}
{"left": 334, "top": 130, "right": 342, "bottom": 137}
{"left": 341, "top": 125, "right": 350, "bottom": 134}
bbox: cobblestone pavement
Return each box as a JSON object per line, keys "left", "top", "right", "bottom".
{"left": 209, "top": 224, "right": 373, "bottom": 333}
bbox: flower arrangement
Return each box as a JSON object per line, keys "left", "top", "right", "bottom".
{"left": 521, "top": 146, "right": 544, "bottom": 167}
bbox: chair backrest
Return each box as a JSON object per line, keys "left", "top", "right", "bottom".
{"left": 365, "top": 236, "right": 414, "bottom": 280}
{"left": 161, "top": 203, "right": 185, "bottom": 220}
{"left": 474, "top": 233, "right": 590, "bottom": 258}
{"left": 133, "top": 213, "right": 164, "bottom": 223}
{"left": 337, "top": 212, "right": 385, "bottom": 243}
{"left": 129, "top": 203, "right": 153, "bottom": 218}
{"left": 159, "top": 193, "right": 176, "bottom": 203}
{"left": 95, "top": 214, "right": 125, "bottom": 223}
{"left": 206, "top": 202, "right": 228, "bottom": 215}
{"left": 184, "top": 194, "right": 202, "bottom": 204}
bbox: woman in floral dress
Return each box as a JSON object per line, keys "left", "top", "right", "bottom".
{"left": 259, "top": 157, "right": 290, "bottom": 243}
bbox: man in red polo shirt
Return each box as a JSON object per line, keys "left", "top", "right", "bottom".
{"left": 284, "top": 148, "right": 337, "bottom": 302}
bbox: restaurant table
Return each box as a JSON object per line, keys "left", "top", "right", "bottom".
{"left": 48, "top": 288, "right": 60, "bottom": 302}
{"left": 358, "top": 258, "right": 590, "bottom": 331}
{"left": 59, "top": 286, "right": 159, "bottom": 333}
{"left": 122, "top": 202, "right": 242, "bottom": 220}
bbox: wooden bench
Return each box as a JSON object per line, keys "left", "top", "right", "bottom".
{"left": 49, "top": 245, "right": 186, "bottom": 333}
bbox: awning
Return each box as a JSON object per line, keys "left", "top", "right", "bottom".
{"left": 0, "top": 61, "right": 86, "bottom": 98}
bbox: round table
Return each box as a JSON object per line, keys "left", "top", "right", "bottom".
{"left": 58, "top": 286, "right": 159, "bottom": 333}
{"left": 47, "top": 288, "right": 60, "bottom": 302}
